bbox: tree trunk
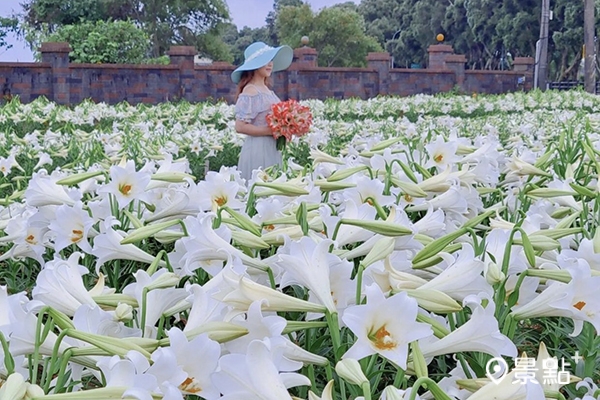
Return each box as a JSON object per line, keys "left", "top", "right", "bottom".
{"left": 557, "top": 50, "right": 581, "bottom": 81}
{"left": 584, "top": 0, "right": 595, "bottom": 93}
{"left": 537, "top": 0, "right": 550, "bottom": 89}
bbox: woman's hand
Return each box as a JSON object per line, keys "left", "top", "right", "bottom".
{"left": 234, "top": 120, "right": 273, "bottom": 137}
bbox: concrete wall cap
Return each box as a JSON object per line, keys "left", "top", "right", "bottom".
{"left": 167, "top": 46, "right": 197, "bottom": 56}
{"left": 513, "top": 57, "right": 535, "bottom": 65}
{"left": 39, "top": 42, "right": 72, "bottom": 53}
{"left": 367, "top": 52, "right": 391, "bottom": 61}
{"left": 446, "top": 54, "right": 467, "bottom": 63}
{"left": 427, "top": 44, "right": 454, "bottom": 53}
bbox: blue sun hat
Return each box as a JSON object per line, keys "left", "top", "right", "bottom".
{"left": 231, "top": 41, "right": 294, "bottom": 84}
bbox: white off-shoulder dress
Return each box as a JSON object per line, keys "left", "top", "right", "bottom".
{"left": 235, "top": 89, "right": 282, "bottom": 181}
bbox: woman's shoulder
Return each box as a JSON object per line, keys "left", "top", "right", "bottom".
{"left": 239, "top": 84, "right": 275, "bottom": 97}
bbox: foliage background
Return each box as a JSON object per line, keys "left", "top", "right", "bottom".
{"left": 0, "top": 0, "right": 598, "bottom": 80}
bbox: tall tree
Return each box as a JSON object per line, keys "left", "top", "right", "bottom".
{"left": 276, "top": 4, "right": 381, "bottom": 67}
{"left": 265, "top": 0, "right": 306, "bottom": 44}
{"left": 358, "top": 0, "right": 594, "bottom": 80}
{"left": 0, "top": 17, "right": 18, "bottom": 54}
{"left": 19, "top": 0, "right": 231, "bottom": 59}
{"left": 221, "top": 23, "right": 270, "bottom": 65}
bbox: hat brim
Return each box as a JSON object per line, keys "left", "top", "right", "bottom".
{"left": 231, "top": 45, "right": 293, "bottom": 84}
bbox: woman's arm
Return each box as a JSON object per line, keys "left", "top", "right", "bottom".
{"left": 235, "top": 120, "right": 272, "bottom": 137}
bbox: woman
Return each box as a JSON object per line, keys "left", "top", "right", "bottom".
{"left": 231, "top": 41, "right": 293, "bottom": 181}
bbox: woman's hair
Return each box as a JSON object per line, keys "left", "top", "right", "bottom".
{"left": 235, "top": 70, "right": 272, "bottom": 100}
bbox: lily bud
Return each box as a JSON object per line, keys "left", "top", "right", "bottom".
{"left": 151, "top": 171, "right": 195, "bottom": 183}
{"left": 0, "top": 373, "right": 44, "bottom": 400}
{"left": 144, "top": 272, "right": 180, "bottom": 291}
{"left": 181, "top": 321, "right": 249, "bottom": 343}
{"left": 410, "top": 341, "right": 428, "bottom": 379}
{"left": 390, "top": 176, "right": 428, "bottom": 198}
{"left": 254, "top": 182, "right": 309, "bottom": 196}
{"left": 335, "top": 359, "right": 369, "bottom": 386}
{"left": 370, "top": 137, "right": 402, "bottom": 152}
{"left": 341, "top": 218, "right": 412, "bottom": 237}
{"left": 401, "top": 288, "right": 462, "bottom": 313}
{"left": 593, "top": 229, "right": 600, "bottom": 254}
{"left": 484, "top": 261, "right": 505, "bottom": 285}
{"left": 326, "top": 165, "right": 369, "bottom": 182}
{"left": 114, "top": 303, "right": 134, "bottom": 321}
{"left": 412, "top": 228, "right": 467, "bottom": 265}
{"left": 222, "top": 206, "right": 261, "bottom": 236}
{"left": 310, "top": 148, "right": 345, "bottom": 165}
{"left": 55, "top": 170, "right": 104, "bottom": 186}
{"left": 361, "top": 237, "right": 396, "bottom": 268}
{"left": 231, "top": 230, "right": 271, "bottom": 249}
{"left": 513, "top": 235, "right": 560, "bottom": 252}
{"left": 120, "top": 219, "right": 182, "bottom": 244}
{"left": 526, "top": 188, "right": 577, "bottom": 198}
{"left": 314, "top": 180, "right": 357, "bottom": 192}
{"left": 550, "top": 207, "right": 573, "bottom": 219}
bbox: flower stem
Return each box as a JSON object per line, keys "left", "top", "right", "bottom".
{"left": 326, "top": 311, "right": 342, "bottom": 361}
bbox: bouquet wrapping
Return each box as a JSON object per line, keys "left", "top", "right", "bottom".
{"left": 266, "top": 99, "right": 313, "bottom": 151}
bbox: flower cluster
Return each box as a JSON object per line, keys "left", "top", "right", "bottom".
{"left": 266, "top": 99, "right": 313, "bottom": 150}
{"left": 1, "top": 92, "right": 600, "bottom": 399}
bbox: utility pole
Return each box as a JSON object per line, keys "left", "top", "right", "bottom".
{"left": 584, "top": 0, "right": 596, "bottom": 93}
{"left": 537, "top": 0, "right": 550, "bottom": 90}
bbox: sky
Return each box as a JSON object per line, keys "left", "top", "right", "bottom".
{"left": 0, "top": 0, "right": 360, "bottom": 62}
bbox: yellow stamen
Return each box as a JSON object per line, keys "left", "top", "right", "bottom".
{"left": 369, "top": 325, "right": 397, "bottom": 350}
{"left": 179, "top": 377, "right": 202, "bottom": 394}
{"left": 71, "top": 229, "right": 84, "bottom": 243}
{"left": 214, "top": 196, "right": 227, "bottom": 207}
{"left": 574, "top": 301, "right": 586, "bottom": 310}
{"left": 119, "top": 183, "right": 132, "bottom": 195}
{"left": 434, "top": 154, "right": 444, "bottom": 163}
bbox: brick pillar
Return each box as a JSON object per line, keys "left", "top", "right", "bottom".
{"left": 168, "top": 46, "right": 197, "bottom": 101}
{"left": 367, "top": 52, "right": 391, "bottom": 96}
{"left": 427, "top": 44, "right": 454, "bottom": 69}
{"left": 40, "top": 42, "right": 71, "bottom": 105}
{"left": 513, "top": 57, "right": 535, "bottom": 90}
{"left": 287, "top": 47, "right": 318, "bottom": 101}
{"left": 292, "top": 47, "right": 318, "bottom": 68}
{"left": 446, "top": 54, "right": 467, "bottom": 87}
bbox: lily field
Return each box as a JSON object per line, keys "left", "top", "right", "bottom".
{"left": 1, "top": 90, "right": 600, "bottom": 399}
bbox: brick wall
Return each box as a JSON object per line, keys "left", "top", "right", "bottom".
{"left": 0, "top": 42, "right": 534, "bottom": 105}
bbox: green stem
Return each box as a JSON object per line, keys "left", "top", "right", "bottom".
{"left": 326, "top": 311, "right": 342, "bottom": 360}
{"left": 0, "top": 331, "right": 14, "bottom": 375}
{"left": 361, "top": 381, "right": 372, "bottom": 400}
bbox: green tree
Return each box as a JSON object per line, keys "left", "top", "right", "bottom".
{"left": 19, "top": 0, "right": 231, "bottom": 60}
{"left": 0, "top": 17, "right": 18, "bottom": 53}
{"left": 47, "top": 20, "right": 150, "bottom": 64}
{"left": 265, "top": 0, "right": 306, "bottom": 44}
{"left": 358, "top": 0, "right": 596, "bottom": 80}
{"left": 277, "top": 4, "right": 381, "bottom": 67}
{"left": 222, "top": 25, "right": 270, "bottom": 65}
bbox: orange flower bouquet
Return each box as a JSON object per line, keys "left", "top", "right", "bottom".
{"left": 266, "top": 99, "right": 313, "bottom": 151}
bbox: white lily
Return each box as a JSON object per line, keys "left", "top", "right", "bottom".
{"left": 47, "top": 201, "right": 95, "bottom": 253}
{"left": 25, "top": 169, "right": 79, "bottom": 207}
{"left": 512, "top": 260, "right": 600, "bottom": 336}
{"left": 418, "top": 244, "right": 493, "bottom": 302}
{"left": 97, "top": 159, "right": 152, "bottom": 210}
{"left": 212, "top": 338, "right": 310, "bottom": 400}
{"left": 420, "top": 294, "right": 517, "bottom": 359}
{"left": 92, "top": 220, "right": 165, "bottom": 274}
{"left": 31, "top": 252, "right": 98, "bottom": 316}
{"left": 342, "top": 284, "right": 432, "bottom": 369}
{"left": 273, "top": 236, "right": 337, "bottom": 313}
